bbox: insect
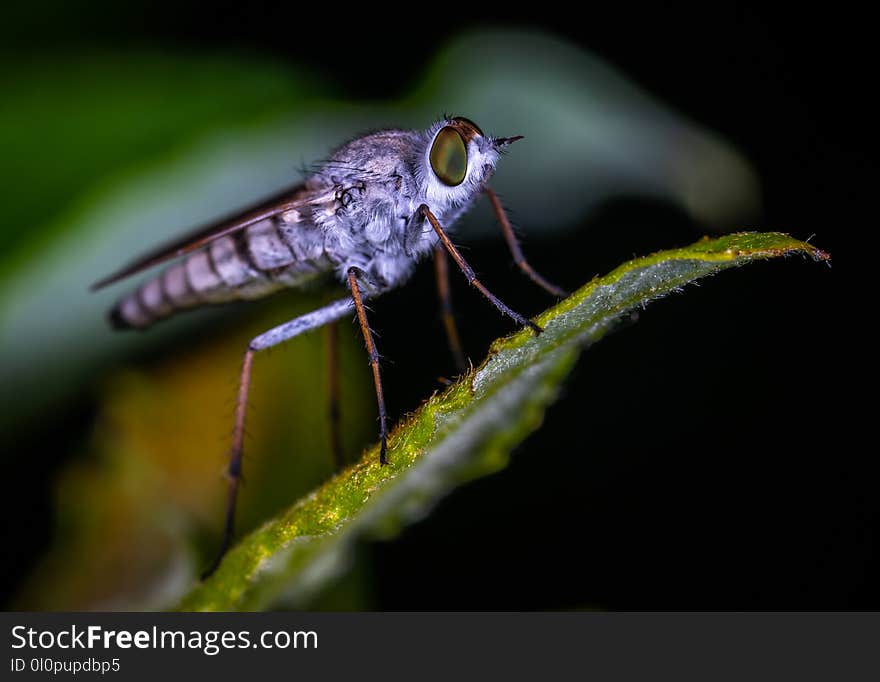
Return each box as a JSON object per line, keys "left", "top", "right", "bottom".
{"left": 92, "top": 116, "right": 567, "bottom": 577}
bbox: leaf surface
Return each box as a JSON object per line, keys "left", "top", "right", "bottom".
{"left": 179, "top": 232, "right": 828, "bottom": 611}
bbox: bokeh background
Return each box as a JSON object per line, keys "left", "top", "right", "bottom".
{"left": 1, "top": 3, "right": 866, "bottom": 609}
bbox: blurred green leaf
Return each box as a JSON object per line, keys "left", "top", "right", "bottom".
{"left": 180, "top": 233, "right": 828, "bottom": 611}
{"left": 0, "top": 52, "right": 314, "bottom": 277}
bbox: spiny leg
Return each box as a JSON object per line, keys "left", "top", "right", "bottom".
{"left": 325, "top": 320, "right": 344, "bottom": 468}
{"left": 433, "top": 245, "right": 467, "bottom": 373}
{"left": 347, "top": 267, "right": 389, "bottom": 465}
{"left": 202, "top": 295, "right": 366, "bottom": 579}
{"left": 419, "top": 204, "right": 543, "bottom": 335}
{"left": 483, "top": 185, "right": 568, "bottom": 298}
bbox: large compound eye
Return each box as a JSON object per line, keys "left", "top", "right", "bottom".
{"left": 429, "top": 126, "right": 468, "bottom": 186}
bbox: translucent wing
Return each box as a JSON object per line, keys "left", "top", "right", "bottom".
{"left": 91, "top": 183, "right": 332, "bottom": 290}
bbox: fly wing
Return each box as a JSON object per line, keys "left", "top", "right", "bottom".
{"left": 91, "top": 183, "right": 333, "bottom": 290}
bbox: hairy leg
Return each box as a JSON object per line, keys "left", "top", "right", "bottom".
{"left": 347, "top": 267, "right": 389, "bottom": 466}
{"left": 483, "top": 185, "right": 568, "bottom": 298}
{"left": 420, "top": 204, "right": 542, "bottom": 335}
{"left": 433, "top": 245, "right": 467, "bottom": 373}
{"left": 202, "top": 295, "right": 369, "bottom": 579}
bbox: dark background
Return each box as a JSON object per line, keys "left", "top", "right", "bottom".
{"left": 2, "top": 3, "right": 866, "bottom": 608}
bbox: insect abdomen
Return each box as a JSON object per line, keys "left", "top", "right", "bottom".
{"left": 110, "top": 218, "right": 327, "bottom": 330}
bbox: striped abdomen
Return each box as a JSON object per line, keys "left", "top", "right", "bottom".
{"left": 110, "top": 215, "right": 330, "bottom": 330}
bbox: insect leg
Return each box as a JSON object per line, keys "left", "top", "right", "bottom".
{"left": 347, "top": 267, "right": 389, "bottom": 466}
{"left": 433, "top": 245, "right": 467, "bottom": 373}
{"left": 202, "top": 295, "right": 363, "bottom": 579}
{"left": 419, "top": 204, "right": 543, "bottom": 335}
{"left": 326, "top": 320, "right": 344, "bottom": 468}
{"left": 483, "top": 185, "right": 569, "bottom": 298}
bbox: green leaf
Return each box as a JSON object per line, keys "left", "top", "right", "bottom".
{"left": 178, "top": 232, "right": 829, "bottom": 611}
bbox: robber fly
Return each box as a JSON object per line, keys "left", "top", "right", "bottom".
{"left": 93, "top": 116, "right": 567, "bottom": 577}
